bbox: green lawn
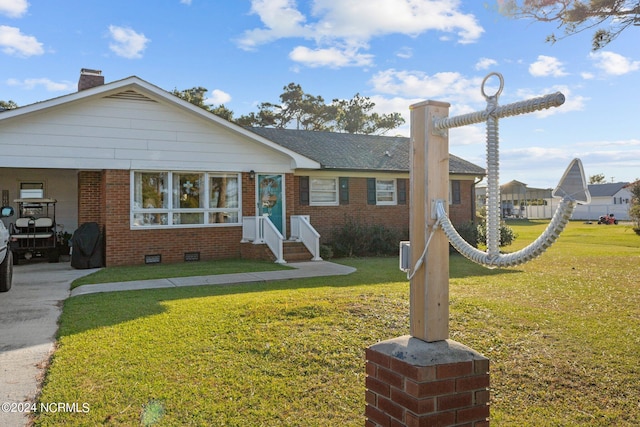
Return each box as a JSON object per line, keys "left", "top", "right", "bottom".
{"left": 34, "top": 221, "right": 640, "bottom": 426}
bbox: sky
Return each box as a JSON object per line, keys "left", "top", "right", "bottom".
{"left": 1, "top": 0, "right": 638, "bottom": 189}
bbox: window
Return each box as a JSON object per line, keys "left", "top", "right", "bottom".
{"left": 209, "top": 175, "right": 239, "bottom": 223}
{"left": 376, "top": 179, "right": 397, "bottom": 205}
{"left": 132, "top": 171, "right": 241, "bottom": 228}
{"left": 451, "top": 180, "right": 461, "bottom": 205}
{"left": 173, "top": 172, "right": 204, "bottom": 225}
{"left": 310, "top": 177, "right": 338, "bottom": 206}
{"left": 20, "top": 182, "right": 44, "bottom": 199}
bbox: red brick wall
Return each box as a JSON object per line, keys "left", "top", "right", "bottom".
{"left": 77, "top": 171, "right": 104, "bottom": 226}
{"left": 76, "top": 170, "right": 477, "bottom": 266}
{"left": 292, "top": 176, "right": 476, "bottom": 244}
{"left": 242, "top": 172, "right": 256, "bottom": 217}
{"left": 285, "top": 173, "right": 295, "bottom": 235}
{"left": 449, "top": 180, "right": 476, "bottom": 226}
{"left": 293, "top": 176, "right": 409, "bottom": 243}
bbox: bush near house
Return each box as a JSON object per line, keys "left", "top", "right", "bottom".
{"left": 454, "top": 220, "right": 517, "bottom": 251}
{"left": 330, "top": 216, "right": 406, "bottom": 257}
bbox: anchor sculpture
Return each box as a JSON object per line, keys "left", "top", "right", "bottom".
{"left": 367, "top": 73, "right": 586, "bottom": 425}
{"left": 409, "top": 72, "right": 591, "bottom": 274}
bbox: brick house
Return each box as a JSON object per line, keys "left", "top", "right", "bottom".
{"left": 248, "top": 128, "right": 485, "bottom": 241}
{"left": 0, "top": 70, "right": 484, "bottom": 266}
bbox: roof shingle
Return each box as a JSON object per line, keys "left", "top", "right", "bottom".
{"left": 248, "top": 127, "right": 485, "bottom": 176}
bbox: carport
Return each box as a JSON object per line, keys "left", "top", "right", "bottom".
{"left": 0, "top": 168, "right": 80, "bottom": 238}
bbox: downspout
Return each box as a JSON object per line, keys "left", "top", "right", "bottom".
{"left": 472, "top": 177, "right": 483, "bottom": 223}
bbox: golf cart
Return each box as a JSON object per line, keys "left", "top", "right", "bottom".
{"left": 9, "top": 198, "right": 60, "bottom": 264}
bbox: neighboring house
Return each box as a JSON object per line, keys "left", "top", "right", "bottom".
{"left": 476, "top": 180, "right": 555, "bottom": 219}
{"left": 0, "top": 69, "right": 485, "bottom": 266}
{"left": 573, "top": 182, "right": 632, "bottom": 221}
{"left": 476, "top": 180, "right": 633, "bottom": 221}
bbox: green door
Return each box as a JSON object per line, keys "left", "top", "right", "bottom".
{"left": 257, "top": 174, "right": 284, "bottom": 235}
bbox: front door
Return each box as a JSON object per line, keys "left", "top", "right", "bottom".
{"left": 257, "top": 174, "right": 284, "bottom": 235}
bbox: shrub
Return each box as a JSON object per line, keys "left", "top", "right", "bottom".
{"left": 451, "top": 221, "right": 480, "bottom": 253}
{"left": 629, "top": 203, "right": 640, "bottom": 229}
{"left": 319, "top": 244, "right": 334, "bottom": 259}
{"left": 331, "top": 217, "right": 403, "bottom": 257}
{"left": 477, "top": 220, "right": 517, "bottom": 247}
{"left": 331, "top": 217, "right": 371, "bottom": 257}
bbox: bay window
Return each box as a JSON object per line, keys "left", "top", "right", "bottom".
{"left": 132, "top": 171, "right": 241, "bottom": 227}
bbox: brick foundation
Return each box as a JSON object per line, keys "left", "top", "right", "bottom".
{"left": 366, "top": 336, "right": 489, "bottom": 427}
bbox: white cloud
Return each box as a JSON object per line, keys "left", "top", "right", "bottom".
{"left": 370, "top": 69, "right": 484, "bottom": 104}
{"left": 289, "top": 45, "right": 373, "bottom": 67}
{"left": 6, "top": 77, "right": 75, "bottom": 92}
{"left": 589, "top": 51, "right": 640, "bottom": 76}
{"left": 237, "top": 0, "right": 310, "bottom": 50}
{"left": 503, "top": 146, "right": 570, "bottom": 161}
{"left": 108, "top": 25, "right": 150, "bottom": 59}
{"left": 529, "top": 55, "right": 568, "bottom": 77}
{"left": 205, "top": 89, "right": 232, "bottom": 105}
{"left": 0, "top": 0, "right": 28, "bottom": 18}
{"left": 0, "top": 25, "right": 43, "bottom": 56}
{"left": 515, "top": 85, "right": 587, "bottom": 118}
{"left": 180, "top": 0, "right": 192, "bottom": 4}
{"left": 475, "top": 57, "right": 497, "bottom": 70}
{"left": 580, "top": 72, "right": 594, "bottom": 80}
{"left": 576, "top": 138, "right": 640, "bottom": 148}
{"left": 396, "top": 46, "right": 413, "bottom": 59}
{"left": 237, "top": 0, "right": 483, "bottom": 68}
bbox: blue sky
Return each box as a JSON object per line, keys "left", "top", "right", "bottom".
{"left": 1, "top": 0, "right": 638, "bottom": 188}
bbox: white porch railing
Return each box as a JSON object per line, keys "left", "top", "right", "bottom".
{"left": 242, "top": 215, "right": 285, "bottom": 263}
{"left": 290, "top": 215, "right": 322, "bottom": 261}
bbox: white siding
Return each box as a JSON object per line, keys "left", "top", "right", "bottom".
{"left": 0, "top": 95, "right": 295, "bottom": 172}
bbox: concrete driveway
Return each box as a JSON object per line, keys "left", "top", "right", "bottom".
{"left": 0, "top": 261, "right": 97, "bottom": 427}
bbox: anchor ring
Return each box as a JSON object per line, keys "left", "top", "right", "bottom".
{"left": 481, "top": 72, "right": 504, "bottom": 100}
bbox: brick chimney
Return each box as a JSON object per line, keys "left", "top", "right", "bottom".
{"left": 78, "top": 68, "right": 104, "bottom": 91}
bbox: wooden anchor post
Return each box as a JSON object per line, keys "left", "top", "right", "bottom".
{"left": 365, "top": 99, "right": 489, "bottom": 427}
{"left": 409, "top": 100, "right": 451, "bottom": 342}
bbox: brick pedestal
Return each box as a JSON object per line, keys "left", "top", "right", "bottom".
{"left": 366, "top": 336, "right": 489, "bottom": 427}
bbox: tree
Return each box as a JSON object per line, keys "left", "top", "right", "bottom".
{"left": 589, "top": 173, "right": 606, "bottom": 184}
{"left": 0, "top": 100, "right": 18, "bottom": 110}
{"left": 332, "top": 93, "right": 405, "bottom": 135}
{"left": 499, "top": 0, "right": 640, "bottom": 50}
{"left": 628, "top": 180, "right": 640, "bottom": 232}
{"left": 171, "top": 87, "right": 235, "bottom": 121}
{"left": 176, "top": 82, "right": 405, "bottom": 135}
{"left": 237, "top": 83, "right": 336, "bottom": 131}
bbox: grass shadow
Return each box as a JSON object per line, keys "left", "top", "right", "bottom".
{"left": 61, "top": 256, "right": 522, "bottom": 337}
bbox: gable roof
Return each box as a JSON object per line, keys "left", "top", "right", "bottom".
{"left": 587, "top": 182, "right": 629, "bottom": 197}
{"left": 0, "top": 76, "right": 320, "bottom": 170}
{"left": 247, "top": 127, "right": 486, "bottom": 176}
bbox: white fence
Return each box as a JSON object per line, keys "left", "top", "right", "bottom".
{"left": 524, "top": 201, "right": 630, "bottom": 221}
{"left": 572, "top": 204, "right": 630, "bottom": 221}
